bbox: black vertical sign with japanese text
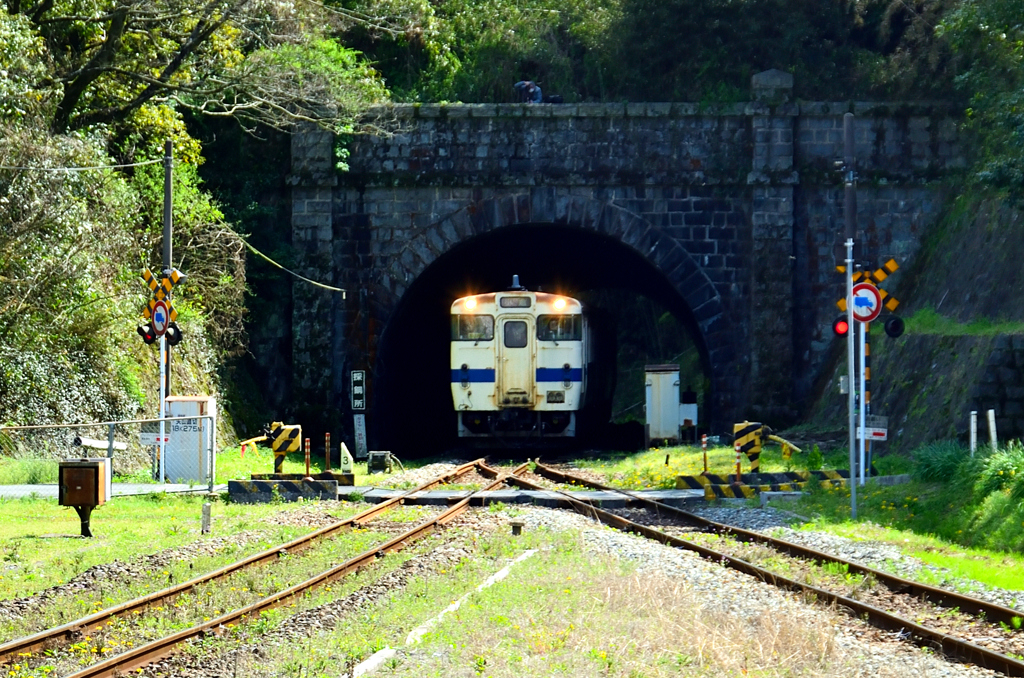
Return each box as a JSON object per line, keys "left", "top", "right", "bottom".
{"left": 350, "top": 370, "right": 366, "bottom": 411}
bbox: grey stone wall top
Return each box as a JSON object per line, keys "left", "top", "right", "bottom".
{"left": 363, "top": 100, "right": 958, "bottom": 121}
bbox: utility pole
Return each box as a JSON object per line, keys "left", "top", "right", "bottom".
{"left": 163, "top": 140, "right": 173, "bottom": 397}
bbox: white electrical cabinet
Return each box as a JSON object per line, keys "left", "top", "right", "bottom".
{"left": 644, "top": 366, "right": 699, "bottom": 445}
{"left": 163, "top": 395, "right": 216, "bottom": 484}
{"left": 645, "top": 365, "right": 681, "bottom": 442}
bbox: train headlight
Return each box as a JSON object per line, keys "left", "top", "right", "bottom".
{"left": 553, "top": 298, "right": 566, "bottom": 310}
{"left": 465, "top": 298, "right": 477, "bottom": 310}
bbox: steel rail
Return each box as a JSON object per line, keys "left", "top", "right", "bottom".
{"left": 0, "top": 458, "right": 485, "bottom": 663}
{"left": 525, "top": 462, "right": 1024, "bottom": 677}
{"left": 532, "top": 461, "right": 1024, "bottom": 626}
{"left": 61, "top": 462, "right": 529, "bottom": 678}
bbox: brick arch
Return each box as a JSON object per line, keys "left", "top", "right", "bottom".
{"left": 382, "top": 192, "right": 739, "bottom": 429}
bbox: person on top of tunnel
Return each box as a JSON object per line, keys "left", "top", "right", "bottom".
{"left": 514, "top": 80, "right": 543, "bottom": 104}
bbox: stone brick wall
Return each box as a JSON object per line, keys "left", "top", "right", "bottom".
{"left": 288, "top": 78, "right": 961, "bottom": 440}
{"left": 972, "top": 336, "right": 1024, "bottom": 440}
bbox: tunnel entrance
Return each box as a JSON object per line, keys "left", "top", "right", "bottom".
{"left": 373, "top": 224, "right": 713, "bottom": 456}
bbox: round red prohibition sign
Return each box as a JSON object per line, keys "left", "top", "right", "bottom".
{"left": 151, "top": 299, "right": 170, "bottom": 335}
{"left": 851, "top": 282, "right": 882, "bottom": 323}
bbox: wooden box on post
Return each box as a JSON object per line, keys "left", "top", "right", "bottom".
{"left": 59, "top": 458, "right": 110, "bottom": 537}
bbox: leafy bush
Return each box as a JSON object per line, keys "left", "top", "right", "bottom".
{"left": 806, "top": 444, "right": 823, "bottom": 471}
{"left": 914, "top": 440, "right": 974, "bottom": 483}
{"left": 977, "top": 441, "right": 1024, "bottom": 495}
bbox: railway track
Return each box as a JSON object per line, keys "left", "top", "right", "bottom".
{"left": 523, "top": 460, "right": 1024, "bottom": 677}
{"left": 0, "top": 459, "right": 508, "bottom": 675}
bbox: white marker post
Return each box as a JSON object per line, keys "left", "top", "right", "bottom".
{"left": 859, "top": 320, "right": 867, "bottom": 486}
{"left": 970, "top": 410, "right": 977, "bottom": 457}
{"left": 845, "top": 238, "right": 856, "bottom": 517}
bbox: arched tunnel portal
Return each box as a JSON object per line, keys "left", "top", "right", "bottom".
{"left": 373, "top": 222, "right": 733, "bottom": 455}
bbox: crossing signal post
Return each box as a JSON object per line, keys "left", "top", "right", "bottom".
{"left": 834, "top": 258, "right": 902, "bottom": 492}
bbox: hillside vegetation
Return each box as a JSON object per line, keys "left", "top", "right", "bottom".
{"left": 2, "top": 0, "right": 1024, "bottom": 463}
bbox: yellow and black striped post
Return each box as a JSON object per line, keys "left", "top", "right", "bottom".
{"left": 733, "top": 421, "right": 763, "bottom": 474}
{"left": 269, "top": 422, "right": 301, "bottom": 474}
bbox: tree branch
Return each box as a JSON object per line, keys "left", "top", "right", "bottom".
{"left": 50, "top": 6, "right": 131, "bottom": 133}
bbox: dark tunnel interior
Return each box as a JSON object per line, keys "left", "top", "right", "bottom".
{"left": 373, "top": 224, "right": 713, "bottom": 455}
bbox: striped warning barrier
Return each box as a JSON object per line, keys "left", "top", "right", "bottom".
{"left": 703, "top": 478, "right": 846, "bottom": 500}
{"left": 677, "top": 469, "right": 851, "bottom": 491}
{"left": 675, "top": 473, "right": 733, "bottom": 489}
{"left": 228, "top": 479, "right": 337, "bottom": 503}
{"left": 250, "top": 472, "right": 355, "bottom": 486}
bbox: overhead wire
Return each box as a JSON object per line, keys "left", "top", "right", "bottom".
{"left": 0, "top": 157, "right": 165, "bottom": 171}
{"left": 243, "top": 239, "right": 346, "bottom": 295}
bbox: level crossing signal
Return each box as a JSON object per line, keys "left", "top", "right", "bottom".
{"left": 137, "top": 267, "right": 186, "bottom": 344}
{"left": 834, "top": 258, "right": 904, "bottom": 338}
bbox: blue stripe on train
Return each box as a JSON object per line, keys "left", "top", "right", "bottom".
{"left": 536, "top": 368, "right": 583, "bottom": 382}
{"left": 450, "top": 368, "right": 496, "bottom": 383}
{"left": 450, "top": 368, "right": 582, "bottom": 382}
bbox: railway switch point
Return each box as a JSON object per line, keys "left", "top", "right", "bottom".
{"left": 368, "top": 451, "right": 394, "bottom": 474}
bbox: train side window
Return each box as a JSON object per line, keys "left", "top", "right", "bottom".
{"left": 452, "top": 315, "right": 494, "bottom": 341}
{"left": 504, "top": 321, "right": 528, "bottom": 348}
{"left": 537, "top": 315, "right": 582, "bottom": 341}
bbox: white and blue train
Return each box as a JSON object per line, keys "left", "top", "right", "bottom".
{"left": 450, "top": 276, "right": 609, "bottom": 440}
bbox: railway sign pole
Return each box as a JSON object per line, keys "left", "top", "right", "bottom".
{"left": 842, "top": 112, "right": 858, "bottom": 519}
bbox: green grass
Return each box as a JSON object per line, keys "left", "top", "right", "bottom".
{"left": 782, "top": 479, "right": 1024, "bottom": 591}
{"left": 574, "top": 442, "right": 862, "bottom": 490}
{"left": 0, "top": 458, "right": 59, "bottom": 484}
{"left": 0, "top": 492, "right": 361, "bottom": 600}
{"left": 906, "top": 307, "right": 1024, "bottom": 335}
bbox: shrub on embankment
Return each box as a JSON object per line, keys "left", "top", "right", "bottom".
{"left": 801, "top": 439, "right": 1024, "bottom": 554}
{"left": 911, "top": 439, "right": 1024, "bottom": 552}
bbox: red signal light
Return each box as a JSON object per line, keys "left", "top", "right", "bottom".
{"left": 832, "top": 316, "right": 850, "bottom": 337}
{"left": 136, "top": 322, "right": 157, "bottom": 344}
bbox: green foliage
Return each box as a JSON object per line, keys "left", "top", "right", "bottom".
{"left": 2, "top": 0, "right": 387, "bottom": 134}
{"left": 940, "top": 0, "right": 1024, "bottom": 204}
{"left": 978, "top": 439, "right": 1024, "bottom": 496}
{"left": 344, "top": 0, "right": 964, "bottom": 103}
{"left": 0, "top": 12, "right": 48, "bottom": 121}
{"left": 907, "top": 306, "right": 1024, "bottom": 335}
{"left": 343, "top": 0, "right": 619, "bottom": 102}
{"left": 806, "top": 444, "right": 824, "bottom": 471}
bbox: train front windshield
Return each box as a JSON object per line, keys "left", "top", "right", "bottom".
{"left": 452, "top": 315, "right": 494, "bottom": 341}
{"left": 537, "top": 315, "right": 582, "bottom": 342}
